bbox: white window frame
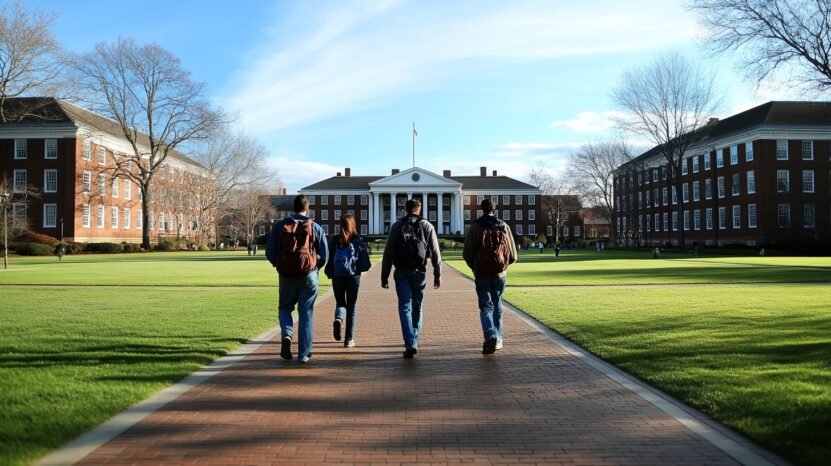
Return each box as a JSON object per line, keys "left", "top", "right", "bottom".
{"left": 12, "top": 169, "right": 26, "bottom": 193}
{"left": 692, "top": 155, "right": 699, "bottom": 173}
{"left": 732, "top": 173, "right": 740, "bottom": 196}
{"left": 528, "top": 209, "right": 535, "bottom": 221}
{"left": 529, "top": 195, "right": 536, "bottom": 205}
{"left": 716, "top": 151, "right": 724, "bottom": 168}
{"left": 309, "top": 195, "right": 316, "bottom": 205}
{"left": 717, "top": 176, "right": 725, "bottom": 198}
{"left": 706, "top": 208, "right": 713, "bottom": 230}
{"left": 802, "top": 170, "right": 815, "bottom": 193}
{"left": 747, "top": 170, "right": 756, "bottom": 194}
{"left": 502, "top": 209, "right": 510, "bottom": 220}
{"left": 361, "top": 209, "right": 367, "bottom": 221}
{"left": 360, "top": 195, "right": 368, "bottom": 205}
{"left": 693, "top": 209, "right": 701, "bottom": 231}
{"left": 745, "top": 142, "right": 754, "bottom": 162}
{"left": 83, "top": 140, "right": 91, "bottom": 161}
{"left": 502, "top": 195, "right": 510, "bottom": 205}
{"left": 776, "top": 140, "right": 788, "bottom": 160}
{"left": 321, "top": 210, "right": 329, "bottom": 221}
{"left": 347, "top": 195, "right": 354, "bottom": 205}
{"left": 334, "top": 195, "right": 342, "bottom": 205}
{"left": 111, "top": 207, "right": 119, "bottom": 228}
{"left": 464, "top": 210, "right": 471, "bottom": 221}
{"left": 516, "top": 224, "right": 523, "bottom": 235}
{"left": 718, "top": 206, "right": 726, "bottom": 230}
{"left": 683, "top": 210, "right": 690, "bottom": 231}
{"left": 42, "top": 203, "right": 57, "bottom": 228}
{"left": 682, "top": 183, "right": 689, "bottom": 203}
{"left": 14, "top": 139, "right": 27, "bottom": 159}
{"left": 98, "top": 146, "right": 106, "bottom": 165}
{"left": 732, "top": 205, "right": 741, "bottom": 229}
{"left": 777, "top": 204, "right": 790, "bottom": 227}
{"left": 112, "top": 177, "right": 119, "bottom": 197}
{"left": 45, "top": 139, "right": 57, "bottom": 159}
{"left": 529, "top": 224, "right": 536, "bottom": 236}
{"left": 82, "top": 170, "right": 91, "bottom": 193}
{"left": 464, "top": 195, "right": 471, "bottom": 205}
{"left": 321, "top": 195, "right": 328, "bottom": 205}
{"left": 704, "top": 153, "right": 711, "bottom": 170}
{"left": 515, "top": 195, "right": 522, "bottom": 205}
{"left": 82, "top": 204, "right": 90, "bottom": 228}
{"left": 748, "top": 204, "right": 757, "bottom": 229}
{"left": 123, "top": 208, "right": 131, "bottom": 229}
{"left": 730, "top": 145, "right": 738, "bottom": 165}
{"left": 777, "top": 170, "right": 790, "bottom": 193}
{"left": 44, "top": 169, "right": 57, "bottom": 193}
{"left": 124, "top": 179, "right": 131, "bottom": 200}
{"left": 515, "top": 209, "right": 523, "bottom": 220}
{"left": 693, "top": 181, "right": 700, "bottom": 202}
{"left": 97, "top": 205, "right": 105, "bottom": 228}
{"left": 802, "top": 141, "right": 813, "bottom": 160}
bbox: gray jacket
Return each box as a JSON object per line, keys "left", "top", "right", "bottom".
{"left": 381, "top": 214, "right": 442, "bottom": 282}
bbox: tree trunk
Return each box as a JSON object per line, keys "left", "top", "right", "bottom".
{"left": 141, "top": 182, "right": 151, "bottom": 250}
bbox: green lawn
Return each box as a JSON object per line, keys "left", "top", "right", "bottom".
{"left": 446, "top": 249, "right": 831, "bottom": 285}
{"left": 0, "top": 251, "right": 319, "bottom": 466}
{"left": 444, "top": 249, "right": 830, "bottom": 466}
{"left": 0, "top": 251, "right": 331, "bottom": 287}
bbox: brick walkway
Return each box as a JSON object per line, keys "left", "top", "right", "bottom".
{"left": 74, "top": 265, "right": 772, "bottom": 465}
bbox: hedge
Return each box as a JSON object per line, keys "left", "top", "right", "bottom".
{"left": 14, "top": 242, "right": 55, "bottom": 256}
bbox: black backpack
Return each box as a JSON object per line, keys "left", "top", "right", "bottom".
{"left": 395, "top": 216, "right": 428, "bottom": 269}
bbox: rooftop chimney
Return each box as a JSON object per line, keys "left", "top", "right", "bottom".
{"left": 345, "top": 167, "right": 351, "bottom": 177}
{"left": 391, "top": 168, "right": 400, "bottom": 175}
{"left": 492, "top": 170, "right": 498, "bottom": 176}
{"left": 708, "top": 118, "right": 720, "bottom": 126}
{"left": 443, "top": 170, "right": 451, "bottom": 177}
{"left": 281, "top": 187, "right": 287, "bottom": 195}
{"left": 336, "top": 171, "right": 342, "bottom": 177}
{"left": 480, "top": 166, "right": 487, "bottom": 177}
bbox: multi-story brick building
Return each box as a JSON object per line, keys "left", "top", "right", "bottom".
{"left": 613, "top": 101, "right": 831, "bottom": 248}
{"left": 291, "top": 166, "right": 544, "bottom": 238}
{"left": 0, "top": 98, "right": 208, "bottom": 244}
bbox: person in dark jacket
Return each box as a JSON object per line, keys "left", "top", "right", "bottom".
{"left": 324, "top": 214, "right": 371, "bottom": 348}
{"left": 381, "top": 199, "right": 442, "bottom": 358}
{"left": 463, "top": 198, "right": 517, "bottom": 354}
{"left": 265, "top": 194, "right": 328, "bottom": 364}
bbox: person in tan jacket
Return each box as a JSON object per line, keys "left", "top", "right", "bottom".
{"left": 463, "top": 198, "right": 517, "bottom": 354}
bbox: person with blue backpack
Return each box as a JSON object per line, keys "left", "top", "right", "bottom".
{"left": 324, "top": 214, "right": 371, "bottom": 347}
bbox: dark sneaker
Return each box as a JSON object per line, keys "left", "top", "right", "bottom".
{"left": 280, "top": 337, "right": 292, "bottom": 360}
{"left": 483, "top": 335, "right": 498, "bottom": 354}
{"left": 495, "top": 338, "right": 503, "bottom": 351}
{"left": 403, "top": 348, "right": 418, "bottom": 359}
{"left": 344, "top": 340, "right": 355, "bottom": 348}
{"left": 333, "top": 319, "right": 342, "bottom": 341}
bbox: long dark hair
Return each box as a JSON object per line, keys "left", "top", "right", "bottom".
{"left": 337, "top": 214, "right": 358, "bottom": 247}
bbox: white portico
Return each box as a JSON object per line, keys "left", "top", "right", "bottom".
{"left": 368, "top": 167, "right": 463, "bottom": 235}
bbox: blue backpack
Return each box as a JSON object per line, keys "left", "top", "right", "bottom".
{"left": 333, "top": 242, "right": 357, "bottom": 277}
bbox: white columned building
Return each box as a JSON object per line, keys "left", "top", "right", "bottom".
{"left": 298, "top": 166, "right": 543, "bottom": 237}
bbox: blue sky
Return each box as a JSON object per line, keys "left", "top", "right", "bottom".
{"left": 31, "top": 0, "right": 800, "bottom": 192}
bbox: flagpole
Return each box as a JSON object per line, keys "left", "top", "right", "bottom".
{"left": 412, "top": 122, "right": 416, "bottom": 168}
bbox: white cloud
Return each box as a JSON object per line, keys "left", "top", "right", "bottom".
{"left": 268, "top": 156, "right": 342, "bottom": 193}
{"left": 225, "top": 1, "right": 696, "bottom": 133}
{"left": 550, "top": 111, "right": 631, "bottom": 133}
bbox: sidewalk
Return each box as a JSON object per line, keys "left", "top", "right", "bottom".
{"left": 68, "top": 264, "right": 779, "bottom": 465}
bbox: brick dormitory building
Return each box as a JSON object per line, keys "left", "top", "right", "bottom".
{"left": 613, "top": 101, "right": 831, "bottom": 249}
{"left": 0, "top": 97, "right": 208, "bottom": 244}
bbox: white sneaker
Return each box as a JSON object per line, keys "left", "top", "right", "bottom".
{"left": 495, "top": 338, "right": 503, "bottom": 350}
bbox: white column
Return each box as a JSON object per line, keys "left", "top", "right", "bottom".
{"left": 407, "top": 192, "right": 413, "bottom": 200}
{"left": 389, "top": 192, "right": 396, "bottom": 226}
{"left": 454, "top": 192, "right": 462, "bottom": 234}
{"left": 373, "top": 192, "right": 380, "bottom": 234}
{"left": 422, "top": 193, "right": 428, "bottom": 221}
{"left": 437, "top": 192, "right": 444, "bottom": 235}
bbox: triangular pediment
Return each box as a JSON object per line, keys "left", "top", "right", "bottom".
{"left": 369, "top": 167, "right": 461, "bottom": 189}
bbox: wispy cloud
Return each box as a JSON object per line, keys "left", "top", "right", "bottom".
{"left": 550, "top": 111, "right": 629, "bottom": 133}
{"left": 226, "top": 0, "right": 696, "bottom": 133}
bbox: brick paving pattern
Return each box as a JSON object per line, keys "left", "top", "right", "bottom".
{"left": 78, "top": 265, "right": 748, "bottom": 465}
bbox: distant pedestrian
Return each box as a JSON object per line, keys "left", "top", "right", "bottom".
{"left": 381, "top": 199, "right": 442, "bottom": 359}
{"left": 539, "top": 242, "right": 544, "bottom": 254}
{"left": 325, "top": 214, "right": 371, "bottom": 348}
{"left": 247, "top": 243, "right": 254, "bottom": 256}
{"left": 252, "top": 243, "right": 258, "bottom": 255}
{"left": 653, "top": 247, "right": 661, "bottom": 258}
{"left": 266, "top": 194, "right": 329, "bottom": 364}
{"left": 554, "top": 242, "right": 560, "bottom": 257}
{"left": 54, "top": 243, "right": 64, "bottom": 262}
{"left": 463, "top": 198, "right": 517, "bottom": 354}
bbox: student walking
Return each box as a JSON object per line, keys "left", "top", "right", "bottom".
{"left": 381, "top": 199, "right": 442, "bottom": 359}
{"left": 265, "top": 194, "right": 328, "bottom": 364}
{"left": 463, "top": 198, "right": 517, "bottom": 354}
{"left": 324, "top": 215, "right": 371, "bottom": 347}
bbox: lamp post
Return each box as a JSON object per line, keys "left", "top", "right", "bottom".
{"left": 2, "top": 191, "right": 10, "bottom": 270}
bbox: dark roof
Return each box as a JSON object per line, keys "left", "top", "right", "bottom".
{"left": 301, "top": 174, "right": 540, "bottom": 191}
{"left": 264, "top": 195, "right": 295, "bottom": 211}
{"left": 623, "top": 101, "right": 831, "bottom": 169}
{"left": 0, "top": 97, "right": 202, "bottom": 168}
{"left": 301, "top": 176, "right": 382, "bottom": 190}
{"left": 449, "top": 176, "right": 540, "bottom": 190}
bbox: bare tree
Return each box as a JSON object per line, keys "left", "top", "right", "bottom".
{"left": 690, "top": 0, "right": 831, "bottom": 93}
{"left": 190, "top": 125, "right": 279, "bottom": 245}
{"left": 527, "top": 163, "right": 574, "bottom": 244}
{"left": 565, "top": 140, "right": 634, "bottom": 241}
{"left": 230, "top": 183, "right": 278, "bottom": 245}
{"left": 71, "top": 37, "right": 224, "bottom": 249}
{"left": 0, "top": 1, "right": 65, "bottom": 122}
{"left": 1, "top": 173, "right": 42, "bottom": 266}
{"left": 612, "top": 51, "right": 721, "bottom": 249}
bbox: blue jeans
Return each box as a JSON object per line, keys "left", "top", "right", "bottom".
{"left": 333, "top": 275, "right": 361, "bottom": 342}
{"left": 393, "top": 269, "right": 426, "bottom": 350}
{"left": 278, "top": 271, "right": 319, "bottom": 359}
{"left": 475, "top": 274, "right": 506, "bottom": 340}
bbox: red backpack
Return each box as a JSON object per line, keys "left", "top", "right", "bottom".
{"left": 277, "top": 219, "right": 317, "bottom": 276}
{"left": 478, "top": 221, "right": 511, "bottom": 275}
